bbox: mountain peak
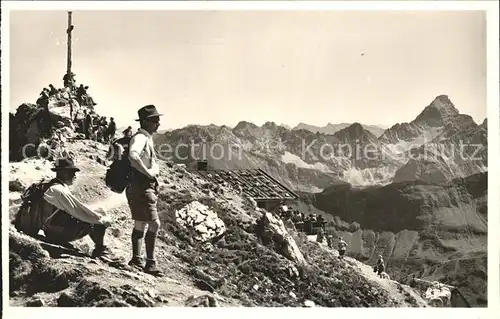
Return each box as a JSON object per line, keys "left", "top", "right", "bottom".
{"left": 262, "top": 121, "right": 279, "bottom": 130}
{"left": 334, "top": 122, "right": 377, "bottom": 143}
{"left": 234, "top": 120, "right": 258, "bottom": 131}
{"left": 480, "top": 118, "right": 487, "bottom": 129}
{"left": 348, "top": 122, "right": 364, "bottom": 131}
{"left": 413, "top": 95, "right": 460, "bottom": 127}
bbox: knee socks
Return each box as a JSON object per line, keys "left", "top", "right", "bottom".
{"left": 131, "top": 229, "right": 145, "bottom": 258}
{"left": 145, "top": 231, "right": 157, "bottom": 261}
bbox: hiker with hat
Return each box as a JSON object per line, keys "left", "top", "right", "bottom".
{"left": 15, "top": 158, "right": 113, "bottom": 257}
{"left": 338, "top": 236, "right": 348, "bottom": 260}
{"left": 126, "top": 105, "right": 163, "bottom": 276}
{"left": 374, "top": 255, "right": 385, "bottom": 277}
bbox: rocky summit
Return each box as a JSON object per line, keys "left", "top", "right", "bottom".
{"left": 8, "top": 86, "right": 487, "bottom": 308}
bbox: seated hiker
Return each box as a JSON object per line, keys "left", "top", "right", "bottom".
{"left": 338, "top": 237, "right": 348, "bottom": 260}
{"left": 15, "top": 158, "right": 113, "bottom": 257}
{"left": 48, "top": 84, "right": 58, "bottom": 96}
{"left": 375, "top": 255, "right": 385, "bottom": 277}
{"left": 77, "top": 84, "right": 86, "bottom": 98}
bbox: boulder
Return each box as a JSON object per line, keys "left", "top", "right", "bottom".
{"left": 424, "top": 282, "right": 451, "bottom": 307}
{"left": 255, "top": 212, "right": 306, "bottom": 266}
{"left": 9, "top": 179, "right": 26, "bottom": 192}
{"left": 175, "top": 201, "right": 226, "bottom": 243}
{"left": 184, "top": 294, "right": 221, "bottom": 307}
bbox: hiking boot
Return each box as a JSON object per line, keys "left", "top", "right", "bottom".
{"left": 143, "top": 260, "right": 163, "bottom": 277}
{"left": 91, "top": 245, "right": 112, "bottom": 258}
{"left": 128, "top": 256, "right": 145, "bottom": 269}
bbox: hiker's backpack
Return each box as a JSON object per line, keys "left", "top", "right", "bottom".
{"left": 13, "top": 179, "right": 63, "bottom": 236}
{"left": 105, "top": 136, "right": 133, "bottom": 193}
{"left": 105, "top": 132, "right": 151, "bottom": 193}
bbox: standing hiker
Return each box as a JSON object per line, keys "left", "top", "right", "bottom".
{"left": 37, "top": 90, "right": 52, "bottom": 134}
{"left": 126, "top": 105, "right": 163, "bottom": 276}
{"left": 106, "top": 117, "right": 117, "bottom": 143}
{"left": 338, "top": 236, "right": 347, "bottom": 260}
{"left": 374, "top": 255, "right": 385, "bottom": 278}
{"left": 84, "top": 110, "right": 93, "bottom": 139}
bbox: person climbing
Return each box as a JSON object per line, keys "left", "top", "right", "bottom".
{"left": 16, "top": 158, "right": 113, "bottom": 257}
{"left": 338, "top": 237, "right": 348, "bottom": 260}
{"left": 126, "top": 105, "right": 163, "bottom": 276}
{"left": 375, "top": 255, "right": 385, "bottom": 278}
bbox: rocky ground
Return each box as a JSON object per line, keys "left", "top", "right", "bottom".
{"left": 9, "top": 137, "right": 432, "bottom": 307}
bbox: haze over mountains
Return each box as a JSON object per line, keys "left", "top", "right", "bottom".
{"left": 154, "top": 95, "right": 487, "bottom": 192}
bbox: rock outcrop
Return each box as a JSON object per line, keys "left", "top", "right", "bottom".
{"left": 9, "top": 86, "right": 97, "bottom": 162}
{"left": 255, "top": 212, "right": 306, "bottom": 266}
{"left": 175, "top": 201, "right": 226, "bottom": 243}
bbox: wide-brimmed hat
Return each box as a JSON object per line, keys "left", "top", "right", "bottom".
{"left": 135, "top": 104, "right": 163, "bottom": 121}
{"left": 51, "top": 158, "right": 80, "bottom": 172}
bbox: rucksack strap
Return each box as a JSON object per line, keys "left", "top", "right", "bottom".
{"left": 38, "top": 178, "right": 66, "bottom": 231}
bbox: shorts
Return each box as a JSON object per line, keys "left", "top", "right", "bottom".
{"left": 126, "top": 174, "right": 159, "bottom": 222}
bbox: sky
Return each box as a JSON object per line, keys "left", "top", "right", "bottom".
{"left": 9, "top": 10, "right": 486, "bottom": 130}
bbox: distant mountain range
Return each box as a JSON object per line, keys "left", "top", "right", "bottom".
{"left": 157, "top": 123, "right": 386, "bottom": 136}
{"left": 292, "top": 122, "right": 387, "bottom": 137}
{"left": 153, "top": 95, "right": 487, "bottom": 193}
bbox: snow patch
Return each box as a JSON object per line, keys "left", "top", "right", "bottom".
{"left": 281, "top": 151, "right": 331, "bottom": 172}
{"left": 341, "top": 166, "right": 397, "bottom": 186}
